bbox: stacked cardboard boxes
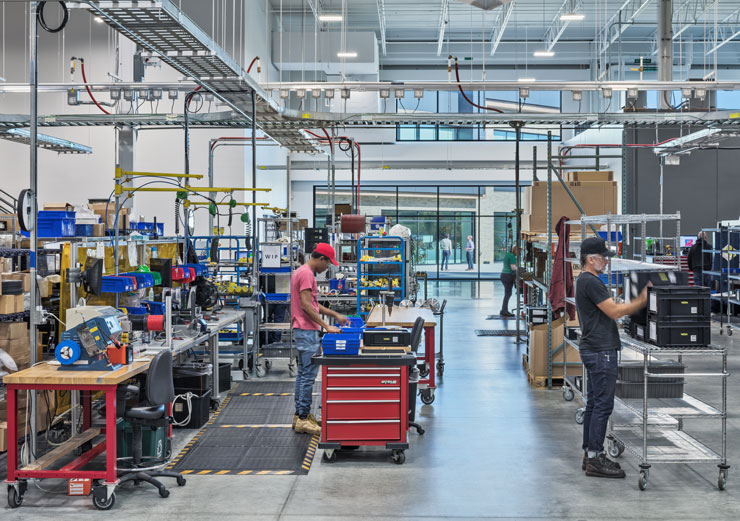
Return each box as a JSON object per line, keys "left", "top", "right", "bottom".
{"left": 522, "top": 171, "right": 618, "bottom": 233}
{"left": 527, "top": 317, "right": 582, "bottom": 379}
{"left": 0, "top": 390, "right": 57, "bottom": 451}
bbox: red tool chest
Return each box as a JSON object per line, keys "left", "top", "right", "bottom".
{"left": 315, "top": 353, "right": 416, "bottom": 464}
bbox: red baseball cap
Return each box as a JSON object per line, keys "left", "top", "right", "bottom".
{"left": 313, "top": 243, "right": 339, "bottom": 266}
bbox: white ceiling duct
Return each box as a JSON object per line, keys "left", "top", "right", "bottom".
{"left": 456, "top": 0, "right": 513, "bottom": 10}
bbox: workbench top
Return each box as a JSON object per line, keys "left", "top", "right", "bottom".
{"left": 2, "top": 359, "right": 151, "bottom": 386}
{"left": 365, "top": 306, "right": 437, "bottom": 328}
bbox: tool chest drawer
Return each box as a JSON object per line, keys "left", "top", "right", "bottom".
{"left": 325, "top": 387, "right": 401, "bottom": 401}
{"left": 324, "top": 373, "right": 403, "bottom": 388}
{"left": 325, "top": 399, "right": 401, "bottom": 420}
{"left": 325, "top": 420, "right": 402, "bottom": 441}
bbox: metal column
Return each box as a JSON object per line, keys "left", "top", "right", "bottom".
{"left": 511, "top": 121, "right": 523, "bottom": 343}
{"left": 546, "top": 132, "right": 553, "bottom": 388}
{"left": 251, "top": 91, "right": 257, "bottom": 230}
{"left": 657, "top": 0, "right": 673, "bottom": 110}
{"left": 28, "top": 1, "right": 39, "bottom": 460}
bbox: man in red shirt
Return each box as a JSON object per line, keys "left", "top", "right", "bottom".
{"left": 291, "top": 243, "right": 348, "bottom": 435}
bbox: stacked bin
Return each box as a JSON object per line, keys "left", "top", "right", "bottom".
{"left": 646, "top": 285, "right": 711, "bottom": 347}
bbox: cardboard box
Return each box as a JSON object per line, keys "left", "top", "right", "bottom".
{"left": 93, "top": 223, "right": 106, "bottom": 237}
{"left": 43, "top": 202, "right": 75, "bottom": 212}
{"left": 0, "top": 294, "right": 23, "bottom": 315}
{"left": 564, "top": 170, "right": 614, "bottom": 182}
{"left": 527, "top": 318, "right": 581, "bottom": 378}
{"left": 0, "top": 322, "right": 27, "bottom": 341}
{"left": 90, "top": 203, "right": 128, "bottom": 231}
{"left": 522, "top": 181, "right": 618, "bottom": 233}
{"left": 2, "top": 272, "right": 31, "bottom": 293}
{"left": 334, "top": 203, "right": 352, "bottom": 217}
{"left": 0, "top": 390, "right": 57, "bottom": 448}
{"left": 0, "top": 336, "right": 30, "bottom": 359}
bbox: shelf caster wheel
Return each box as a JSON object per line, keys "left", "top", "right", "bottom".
{"left": 210, "top": 399, "right": 219, "bottom": 411}
{"left": 322, "top": 449, "right": 337, "bottom": 463}
{"left": 720, "top": 329, "right": 724, "bottom": 335}
{"left": 436, "top": 361, "right": 444, "bottom": 377}
{"left": 574, "top": 408, "right": 585, "bottom": 425}
{"left": 420, "top": 389, "right": 435, "bottom": 405}
{"left": 265, "top": 359, "right": 273, "bottom": 370}
{"left": 242, "top": 370, "right": 250, "bottom": 380}
{"left": 255, "top": 364, "right": 267, "bottom": 378}
{"left": 391, "top": 450, "right": 406, "bottom": 465}
{"left": 7, "top": 487, "right": 23, "bottom": 509}
{"left": 419, "top": 365, "right": 430, "bottom": 378}
{"left": 719, "top": 470, "right": 728, "bottom": 491}
{"left": 177, "top": 476, "right": 187, "bottom": 487}
{"left": 608, "top": 439, "right": 625, "bottom": 459}
{"left": 288, "top": 363, "right": 297, "bottom": 378}
{"left": 728, "top": 328, "right": 733, "bottom": 337}
{"left": 92, "top": 490, "right": 116, "bottom": 510}
{"left": 562, "top": 387, "right": 574, "bottom": 401}
{"left": 638, "top": 470, "right": 649, "bottom": 491}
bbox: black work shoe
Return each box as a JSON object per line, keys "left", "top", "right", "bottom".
{"left": 583, "top": 452, "right": 621, "bottom": 471}
{"left": 585, "top": 454, "right": 626, "bottom": 478}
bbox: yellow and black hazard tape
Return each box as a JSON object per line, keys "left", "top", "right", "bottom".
{"left": 301, "top": 435, "right": 320, "bottom": 472}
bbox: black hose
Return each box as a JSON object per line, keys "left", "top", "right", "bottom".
{"left": 37, "top": 2, "right": 69, "bottom": 33}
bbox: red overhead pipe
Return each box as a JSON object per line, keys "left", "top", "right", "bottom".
{"left": 450, "top": 55, "right": 504, "bottom": 114}
{"left": 78, "top": 59, "right": 110, "bottom": 115}
{"left": 247, "top": 56, "right": 261, "bottom": 74}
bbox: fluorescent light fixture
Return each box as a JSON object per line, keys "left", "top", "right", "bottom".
{"left": 533, "top": 50, "right": 554, "bottom": 57}
{"left": 337, "top": 51, "right": 358, "bottom": 59}
{"left": 518, "top": 77, "right": 536, "bottom": 83}
{"left": 94, "top": 16, "right": 104, "bottom": 23}
{"left": 318, "top": 14, "right": 343, "bottom": 22}
{"left": 560, "top": 13, "right": 584, "bottom": 21}
{"left": 572, "top": 90, "right": 582, "bottom": 102}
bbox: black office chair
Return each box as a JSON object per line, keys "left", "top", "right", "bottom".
{"left": 117, "top": 350, "right": 186, "bottom": 498}
{"left": 408, "top": 316, "right": 426, "bottom": 435}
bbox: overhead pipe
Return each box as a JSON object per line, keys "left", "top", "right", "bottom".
{"left": 305, "top": 130, "right": 363, "bottom": 213}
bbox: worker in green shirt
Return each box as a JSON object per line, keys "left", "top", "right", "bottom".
{"left": 499, "top": 246, "right": 519, "bottom": 317}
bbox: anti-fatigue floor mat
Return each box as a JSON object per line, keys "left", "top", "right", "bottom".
{"left": 168, "top": 381, "right": 320, "bottom": 475}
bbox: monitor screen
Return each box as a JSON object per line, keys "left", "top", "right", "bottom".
{"left": 680, "top": 236, "right": 696, "bottom": 248}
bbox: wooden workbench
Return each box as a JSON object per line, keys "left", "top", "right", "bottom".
{"left": 365, "top": 306, "right": 437, "bottom": 328}
{"left": 3, "top": 359, "right": 151, "bottom": 386}
{"left": 365, "top": 305, "right": 438, "bottom": 402}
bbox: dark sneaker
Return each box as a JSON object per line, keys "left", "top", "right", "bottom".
{"left": 585, "top": 454, "right": 626, "bottom": 478}
{"left": 583, "top": 452, "right": 621, "bottom": 471}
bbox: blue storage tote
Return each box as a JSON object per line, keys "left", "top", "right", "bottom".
{"left": 123, "top": 272, "right": 154, "bottom": 289}
{"left": 75, "top": 224, "right": 94, "bottom": 237}
{"left": 37, "top": 210, "right": 75, "bottom": 238}
{"left": 346, "top": 316, "right": 364, "bottom": 328}
{"left": 142, "top": 300, "right": 166, "bottom": 315}
{"left": 101, "top": 275, "right": 136, "bottom": 293}
{"left": 599, "top": 272, "right": 623, "bottom": 285}
{"left": 322, "top": 332, "right": 362, "bottom": 355}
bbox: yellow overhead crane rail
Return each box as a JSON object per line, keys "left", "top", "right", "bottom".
{"left": 113, "top": 168, "right": 272, "bottom": 196}
{"left": 186, "top": 201, "right": 270, "bottom": 208}
{"left": 115, "top": 167, "right": 203, "bottom": 180}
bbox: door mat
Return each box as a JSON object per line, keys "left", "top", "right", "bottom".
{"left": 168, "top": 381, "right": 319, "bottom": 475}
{"left": 475, "top": 329, "right": 522, "bottom": 337}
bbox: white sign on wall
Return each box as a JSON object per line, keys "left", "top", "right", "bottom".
{"left": 263, "top": 245, "right": 281, "bottom": 268}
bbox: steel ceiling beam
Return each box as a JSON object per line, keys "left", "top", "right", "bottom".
{"left": 706, "top": 6, "right": 740, "bottom": 54}
{"left": 490, "top": 1, "right": 515, "bottom": 56}
{"left": 436, "top": 0, "right": 450, "bottom": 57}
{"left": 543, "top": 0, "right": 583, "bottom": 52}
{"left": 377, "top": 0, "right": 387, "bottom": 56}
{"left": 598, "top": 0, "right": 653, "bottom": 58}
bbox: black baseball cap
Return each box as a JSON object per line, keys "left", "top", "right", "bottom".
{"left": 580, "top": 237, "right": 616, "bottom": 257}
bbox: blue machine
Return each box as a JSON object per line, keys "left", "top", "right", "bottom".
{"left": 55, "top": 306, "right": 128, "bottom": 371}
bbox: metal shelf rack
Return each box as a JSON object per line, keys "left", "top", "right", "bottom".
{"left": 702, "top": 226, "right": 740, "bottom": 336}
{"left": 356, "top": 236, "right": 407, "bottom": 316}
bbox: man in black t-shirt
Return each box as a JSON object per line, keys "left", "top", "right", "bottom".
{"left": 576, "top": 237, "right": 649, "bottom": 479}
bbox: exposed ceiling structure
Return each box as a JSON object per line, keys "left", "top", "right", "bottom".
{"left": 270, "top": 0, "right": 740, "bottom": 74}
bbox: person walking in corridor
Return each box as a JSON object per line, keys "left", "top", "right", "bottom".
{"left": 499, "top": 246, "right": 518, "bottom": 317}
{"left": 466, "top": 235, "right": 475, "bottom": 271}
{"left": 440, "top": 234, "right": 452, "bottom": 271}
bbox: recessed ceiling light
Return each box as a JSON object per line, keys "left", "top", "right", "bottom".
{"left": 318, "top": 14, "right": 343, "bottom": 22}
{"left": 560, "top": 13, "right": 584, "bottom": 21}
{"left": 94, "top": 16, "right": 104, "bottom": 23}
{"left": 337, "top": 51, "right": 358, "bottom": 59}
{"left": 533, "top": 50, "right": 554, "bottom": 57}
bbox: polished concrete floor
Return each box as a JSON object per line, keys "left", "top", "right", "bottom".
{"left": 4, "top": 281, "right": 740, "bottom": 520}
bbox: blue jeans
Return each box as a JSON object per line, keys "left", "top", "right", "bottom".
{"left": 441, "top": 250, "right": 450, "bottom": 270}
{"left": 294, "top": 329, "right": 321, "bottom": 418}
{"left": 466, "top": 251, "right": 474, "bottom": 270}
{"left": 581, "top": 349, "right": 618, "bottom": 453}
{"left": 693, "top": 270, "right": 712, "bottom": 290}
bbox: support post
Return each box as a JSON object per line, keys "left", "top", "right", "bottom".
{"left": 251, "top": 91, "right": 257, "bottom": 229}
{"left": 510, "top": 121, "right": 523, "bottom": 343}
{"left": 547, "top": 131, "right": 553, "bottom": 389}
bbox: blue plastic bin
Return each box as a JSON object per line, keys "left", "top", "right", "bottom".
{"left": 597, "top": 231, "right": 623, "bottom": 242}
{"left": 122, "top": 272, "right": 154, "bottom": 289}
{"left": 322, "top": 332, "right": 362, "bottom": 355}
{"left": 75, "top": 224, "right": 94, "bottom": 237}
{"left": 101, "top": 276, "right": 136, "bottom": 293}
{"left": 346, "top": 317, "right": 364, "bottom": 328}
{"left": 142, "top": 300, "right": 166, "bottom": 314}
{"left": 37, "top": 211, "right": 75, "bottom": 238}
{"left": 599, "top": 272, "right": 623, "bottom": 285}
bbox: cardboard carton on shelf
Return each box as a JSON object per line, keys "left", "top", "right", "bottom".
{"left": 564, "top": 171, "right": 614, "bottom": 182}
{"left": 527, "top": 317, "right": 581, "bottom": 378}
{"left": 89, "top": 203, "right": 129, "bottom": 231}
{"left": 0, "top": 322, "right": 27, "bottom": 341}
{"left": 522, "top": 180, "right": 618, "bottom": 233}
{"left": 2, "top": 272, "right": 31, "bottom": 293}
{"left": 43, "top": 202, "right": 75, "bottom": 212}
{"left": 0, "top": 294, "right": 23, "bottom": 315}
